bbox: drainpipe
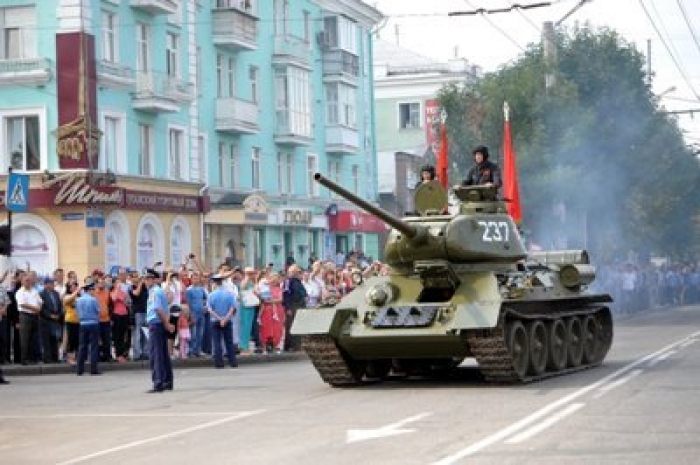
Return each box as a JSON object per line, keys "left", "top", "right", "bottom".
{"left": 199, "top": 184, "right": 208, "bottom": 265}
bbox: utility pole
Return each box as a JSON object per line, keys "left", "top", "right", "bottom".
{"left": 542, "top": 21, "right": 557, "bottom": 91}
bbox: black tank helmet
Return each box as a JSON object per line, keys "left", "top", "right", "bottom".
{"left": 473, "top": 145, "right": 490, "bottom": 160}
{"left": 420, "top": 164, "right": 436, "bottom": 180}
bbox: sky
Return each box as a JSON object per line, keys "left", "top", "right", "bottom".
{"left": 369, "top": 0, "right": 700, "bottom": 146}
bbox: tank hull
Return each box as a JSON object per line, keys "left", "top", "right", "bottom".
{"left": 292, "top": 272, "right": 613, "bottom": 386}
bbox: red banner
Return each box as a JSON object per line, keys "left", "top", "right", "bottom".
{"left": 503, "top": 102, "right": 522, "bottom": 224}
{"left": 328, "top": 210, "right": 388, "bottom": 233}
{"left": 425, "top": 99, "right": 441, "bottom": 154}
{"left": 55, "top": 32, "right": 100, "bottom": 170}
{"left": 436, "top": 122, "right": 448, "bottom": 189}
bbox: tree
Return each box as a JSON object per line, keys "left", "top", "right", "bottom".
{"left": 438, "top": 24, "right": 700, "bottom": 260}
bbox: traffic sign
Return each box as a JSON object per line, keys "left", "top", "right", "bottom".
{"left": 6, "top": 172, "right": 29, "bottom": 212}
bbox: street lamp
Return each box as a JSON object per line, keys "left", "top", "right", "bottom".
{"left": 658, "top": 86, "right": 676, "bottom": 99}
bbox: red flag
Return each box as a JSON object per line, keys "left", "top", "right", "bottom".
{"left": 436, "top": 115, "right": 448, "bottom": 189}
{"left": 503, "top": 102, "right": 522, "bottom": 223}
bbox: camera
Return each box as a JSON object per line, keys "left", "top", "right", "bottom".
{"left": 188, "top": 253, "right": 196, "bottom": 259}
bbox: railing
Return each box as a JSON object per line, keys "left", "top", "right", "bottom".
{"left": 130, "top": 0, "right": 178, "bottom": 13}
{"left": 273, "top": 35, "right": 310, "bottom": 63}
{"left": 0, "top": 57, "right": 51, "bottom": 73}
{"left": 212, "top": 7, "right": 258, "bottom": 46}
{"left": 325, "top": 124, "right": 359, "bottom": 153}
{"left": 215, "top": 97, "right": 259, "bottom": 130}
{"left": 322, "top": 49, "right": 359, "bottom": 77}
{"left": 134, "top": 73, "right": 194, "bottom": 102}
{"left": 97, "top": 60, "right": 133, "bottom": 81}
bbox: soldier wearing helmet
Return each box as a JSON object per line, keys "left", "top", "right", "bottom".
{"left": 462, "top": 145, "right": 502, "bottom": 189}
{"left": 415, "top": 164, "right": 436, "bottom": 188}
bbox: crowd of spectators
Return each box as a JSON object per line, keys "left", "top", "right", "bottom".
{"left": 0, "top": 250, "right": 390, "bottom": 368}
{"left": 592, "top": 261, "right": 700, "bottom": 315}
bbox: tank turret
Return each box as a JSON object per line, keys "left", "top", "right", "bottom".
{"left": 314, "top": 173, "right": 527, "bottom": 272}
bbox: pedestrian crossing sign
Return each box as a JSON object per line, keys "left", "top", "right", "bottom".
{"left": 6, "top": 172, "right": 29, "bottom": 212}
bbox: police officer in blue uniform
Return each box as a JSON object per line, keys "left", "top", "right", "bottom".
{"left": 145, "top": 269, "right": 174, "bottom": 393}
{"left": 76, "top": 280, "right": 101, "bottom": 376}
{"left": 207, "top": 274, "right": 238, "bottom": 368}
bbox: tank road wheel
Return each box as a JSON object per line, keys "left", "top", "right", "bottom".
{"left": 547, "top": 319, "right": 568, "bottom": 371}
{"left": 566, "top": 317, "right": 584, "bottom": 367}
{"left": 582, "top": 315, "right": 600, "bottom": 364}
{"left": 527, "top": 320, "right": 549, "bottom": 376}
{"left": 507, "top": 320, "right": 530, "bottom": 379}
{"left": 365, "top": 360, "right": 392, "bottom": 380}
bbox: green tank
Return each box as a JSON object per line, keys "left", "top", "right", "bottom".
{"left": 291, "top": 173, "right": 613, "bottom": 386}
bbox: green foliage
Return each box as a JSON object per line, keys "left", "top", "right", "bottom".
{"left": 437, "top": 24, "right": 700, "bottom": 260}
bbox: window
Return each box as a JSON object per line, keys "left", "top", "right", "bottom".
{"left": 326, "top": 83, "right": 356, "bottom": 127}
{"left": 252, "top": 146, "right": 261, "bottom": 189}
{"left": 217, "top": 141, "right": 238, "bottom": 188}
{"left": 101, "top": 115, "right": 120, "bottom": 172}
{"left": 138, "top": 123, "right": 153, "bottom": 176}
{"left": 322, "top": 16, "right": 357, "bottom": 54}
{"left": 216, "top": 54, "right": 235, "bottom": 98}
{"left": 168, "top": 128, "right": 184, "bottom": 179}
{"left": 166, "top": 33, "right": 179, "bottom": 78}
{"left": 327, "top": 159, "right": 341, "bottom": 198}
{"left": 307, "top": 154, "right": 318, "bottom": 197}
{"left": 0, "top": 6, "right": 35, "bottom": 59}
{"left": 249, "top": 66, "right": 259, "bottom": 103}
{"left": 275, "top": 66, "right": 312, "bottom": 137}
{"left": 137, "top": 223, "right": 157, "bottom": 271}
{"left": 6, "top": 115, "right": 39, "bottom": 171}
{"left": 101, "top": 11, "right": 117, "bottom": 62}
{"left": 197, "top": 134, "right": 206, "bottom": 183}
{"left": 303, "top": 10, "right": 310, "bottom": 43}
{"left": 277, "top": 152, "right": 293, "bottom": 194}
{"left": 274, "top": 0, "right": 289, "bottom": 36}
{"left": 351, "top": 165, "right": 359, "bottom": 194}
{"left": 399, "top": 102, "right": 421, "bottom": 129}
{"left": 136, "top": 23, "right": 149, "bottom": 72}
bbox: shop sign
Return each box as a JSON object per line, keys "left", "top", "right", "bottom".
{"left": 61, "top": 212, "right": 85, "bottom": 221}
{"left": 43, "top": 172, "right": 122, "bottom": 206}
{"left": 282, "top": 209, "right": 312, "bottom": 225}
{"left": 123, "top": 191, "right": 200, "bottom": 213}
{"left": 328, "top": 210, "right": 388, "bottom": 233}
{"left": 243, "top": 194, "right": 268, "bottom": 223}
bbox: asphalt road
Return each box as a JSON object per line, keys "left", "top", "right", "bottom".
{"left": 1, "top": 305, "right": 699, "bottom": 465}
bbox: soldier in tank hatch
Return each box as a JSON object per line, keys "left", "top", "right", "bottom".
{"left": 462, "top": 145, "right": 502, "bottom": 190}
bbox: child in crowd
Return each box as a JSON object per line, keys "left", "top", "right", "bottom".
{"left": 177, "top": 306, "right": 192, "bottom": 360}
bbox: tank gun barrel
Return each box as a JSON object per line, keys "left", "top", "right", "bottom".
{"left": 314, "top": 173, "right": 419, "bottom": 239}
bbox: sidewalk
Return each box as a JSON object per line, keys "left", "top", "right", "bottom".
{"left": 3, "top": 351, "right": 308, "bottom": 377}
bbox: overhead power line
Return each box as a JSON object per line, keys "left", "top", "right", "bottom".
{"left": 675, "top": 0, "right": 700, "bottom": 57}
{"left": 638, "top": 0, "right": 700, "bottom": 100}
{"left": 449, "top": 1, "right": 552, "bottom": 17}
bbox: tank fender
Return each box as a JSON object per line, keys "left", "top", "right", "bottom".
{"left": 450, "top": 301, "right": 501, "bottom": 329}
{"left": 290, "top": 308, "right": 356, "bottom": 336}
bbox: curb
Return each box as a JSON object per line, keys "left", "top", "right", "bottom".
{"left": 3, "top": 352, "right": 308, "bottom": 377}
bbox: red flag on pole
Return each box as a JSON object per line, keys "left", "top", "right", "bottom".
{"left": 436, "top": 109, "right": 448, "bottom": 189}
{"left": 503, "top": 102, "right": 522, "bottom": 223}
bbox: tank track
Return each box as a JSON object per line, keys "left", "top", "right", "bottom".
{"left": 466, "top": 306, "right": 613, "bottom": 383}
{"left": 300, "top": 334, "right": 364, "bottom": 387}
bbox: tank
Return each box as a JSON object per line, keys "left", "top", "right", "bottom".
{"left": 291, "top": 173, "right": 613, "bottom": 386}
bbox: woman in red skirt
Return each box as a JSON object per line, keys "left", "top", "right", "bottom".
{"left": 257, "top": 272, "right": 285, "bottom": 354}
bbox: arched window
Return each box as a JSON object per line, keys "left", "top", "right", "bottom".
{"left": 105, "top": 211, "right": 130, "bottom": 272}
{"left": 10, "top": 214, "right": 57, "bottom": 276}
{"left": 136, "top": 214, "right": 164, "bottom": 271}
{"left": 169, "top": 217, "right": 192, "bottom": 269}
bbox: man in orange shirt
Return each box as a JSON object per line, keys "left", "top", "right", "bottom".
{"left": 94, "top": 277, "right": 113, "bottom": 363}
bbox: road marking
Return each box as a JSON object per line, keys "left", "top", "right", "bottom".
{"left": 56, "top": 410, "right": 264, "bottom": 464}
{"left": 347, "top": 412, "right": 432, "bottom": 444}
{"left": 593, "top": 369, "right": 643, "bottom": 399}
{"left": 0, "top": 412, "right": 248, "bottom": 419}
{"left": 504, "top": 402, "right": 585, "bottom": 444}
{"left": 432, "top": 330, "right": 700, "bottom": 465}
{"left": 647, "top": 349, "right": 677, "bottom": 368}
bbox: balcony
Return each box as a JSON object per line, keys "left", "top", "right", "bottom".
{"left": 130, "top": 0, "right": 178, "bottom": 14}
{"left": 132, "top": 73, "right": 194, "bottom": 113}
{"left": 212, "top": 6, "right": 258, "bottom": 51}
{"left": 0, "top": 58, "right": 52, "bottom": 86}
{"left": 274, "top": 109, "right": 312, "bottom": 146}
{"left": 322, "top": 49, "right": 359, "bottom": 85}
{"left": 325, "top": 125, "right": 359, "bottom": 154}
{"left": 97, "top": 60, "right": 134, "bottom": 89}
{"left": 215, "top": 98, "right": 259, "bottom": 134}
{"left": 272, "top": 35, "right": 311, "bottom": 70}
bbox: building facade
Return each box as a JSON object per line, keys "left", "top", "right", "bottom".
{"left": 373, "top": 40, "right": 480, "bottom": 215}
{"left": 0, "top": 0, "right": 382, "bottom": 275}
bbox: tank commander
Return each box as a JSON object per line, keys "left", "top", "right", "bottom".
{"left": 415, "top": 164, "right": 436, "bottom": 189}
{"left": 462, "top": 145, "right": 502, "bottom": 190}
